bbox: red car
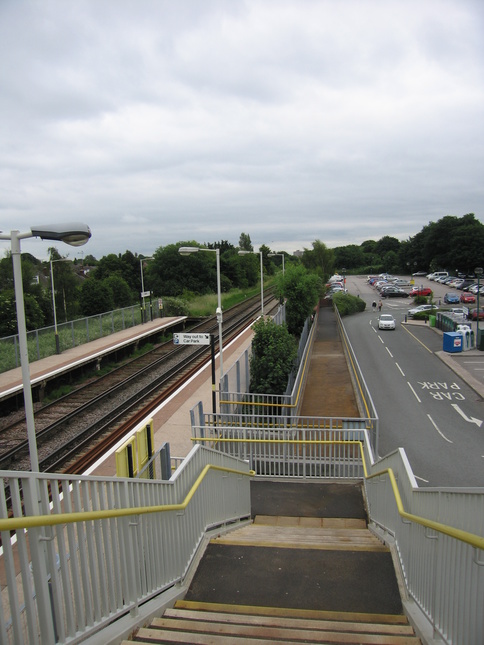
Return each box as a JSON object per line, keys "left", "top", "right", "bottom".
{"left": 409, "top": 287, "right": 432, "bottom": 297}
{"left": 468, "top": 307, "right": 484, "bottom": 320}
{"left": 460, "top": 293, "right": 476, "bottom": 304}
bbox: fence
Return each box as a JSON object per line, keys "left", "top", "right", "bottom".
{"left": 190, "top": 415, "right": 368, "bottom": 479}
{"left": 363, "top": 443, "right": 484, "bottom": 645}
{"left": 0, "top": 445, "right": 252, "bottom": 645}
{"left": 0, "top": 304, "right": 166, "bottom": 373}
{"left": 334, "top": 305, "right": 379, "bottom": 453}
{"left": 219, "top": 305, "right": 316, "bottom": 418}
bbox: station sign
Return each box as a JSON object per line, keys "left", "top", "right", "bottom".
{"left": 173, "top": 332, "right": 211, "bottom": 346}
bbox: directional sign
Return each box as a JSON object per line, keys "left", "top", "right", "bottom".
{"left": 173, "top": 332, "right": 211, "bottom": 346}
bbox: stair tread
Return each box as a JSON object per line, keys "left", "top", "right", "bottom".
{"left": 211, "top": 520, "right": 387, "bottom": 551}
{"left": 175, "top": 600, "right": 411, "bottom": 625}
{"left": 164, "top": 607, "right": 416, "bottom": 634}
{"left": 143, "top": 617, "right": 420, "bottom": 643}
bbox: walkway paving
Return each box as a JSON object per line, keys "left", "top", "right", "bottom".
{"left": 299, "top": 303, "right": 359, "bottom": 417}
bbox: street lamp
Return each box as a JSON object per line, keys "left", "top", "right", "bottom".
{"left": 239, "top": 249, "right": 264, "bottom": 317}
{"left": 178, "top": 246, "right": 224, "bottom": 378}
{"left": 140, "top": 256, "right": 154, "bottom": 323}
{"left": 0, "top": 223, "right": 91, "bottom": 472}
{"left": 342, "top": 268, "right": 346, "bottom": 290}
{"left": 50, "top": 257, "right": 71, "bottom": 354}
{"left": 475, "top": 267, "right": 483, "bottom": 348}
{"left": 268, "top": 252, "right": 285, "bottom": 275}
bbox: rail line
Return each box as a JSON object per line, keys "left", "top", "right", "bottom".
{"left": 0, "top": 292, "right": 277, "bottom": 473}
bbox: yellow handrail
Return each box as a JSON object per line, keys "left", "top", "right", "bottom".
{"left": 0, "top": 464, "right": 255, "bottom": 532}
{"left": 190, "top": 436, "right": 484, "bottom": 551}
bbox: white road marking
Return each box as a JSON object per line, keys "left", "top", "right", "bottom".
{"left": 427, "top": 415, "right": 453, "bottom": 443}
{"left": 451, "top": 404, "right": 483, "bottom": 428}
{"left": 385, "top": 347, "right": 393, "bottom": 358}
{"left": 415, "top": 474, "right": 430, "bottom": 483}
{"left": 396, "top": 363, "right": 405, "bottom": 376}
{"left": 407, "top": 382, "right": 421, "bottom": 402}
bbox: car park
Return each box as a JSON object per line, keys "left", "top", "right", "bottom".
{"left": 378, "top": 314, "right": 396, "bottom": 330}
{"left": 443, "top": 292, "right": 460, "bottom": 304}
{"left": 409, "top": 287, "right": 432, "bottom": 297}
{"left": 460, "top": 293, "right": 476, "bottom": 304}
{"left": 407, "top": 304, "right": 438, "bottom": 318}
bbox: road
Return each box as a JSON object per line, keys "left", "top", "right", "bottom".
{"left": 343, "top": 275, "right": 484, "bottom": 488}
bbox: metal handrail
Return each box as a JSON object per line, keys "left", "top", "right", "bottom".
{"left": 189, "top": 435, "right": 484, "bottom": 552}
{"left": 0, "top": 463, "right": 255, "bottom": 532}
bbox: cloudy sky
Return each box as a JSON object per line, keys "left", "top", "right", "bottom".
{"left": 1, "top": 0, "right": 483, "bottom": 260}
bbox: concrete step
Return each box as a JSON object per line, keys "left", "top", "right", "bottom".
{"left": 210, "top": 516, "right": 388, "bottom": 552}
{"left": 125, "top": 601, "right": 421, "bottom": 644}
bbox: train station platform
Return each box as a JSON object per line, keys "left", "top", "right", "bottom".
{"left": 0, "top": 316, "right": 186, "bottom": 399}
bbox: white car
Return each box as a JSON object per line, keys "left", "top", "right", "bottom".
{"left": 378, "top": 314, "right": 396, "bottom": 330}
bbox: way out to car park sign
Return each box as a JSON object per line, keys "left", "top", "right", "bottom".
{"left": 173, "top": 332, "right": 211, "bottom": 345}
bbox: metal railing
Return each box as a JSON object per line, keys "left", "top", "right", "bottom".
{"left": 188, "top": 422, "right": 484, "bottom": 644}
{"left": 0, "top": 446, "right": 252, "bottom": 645}
{"left": 334, "top": 305, "right": 379, "bottom": 453}
{"left": 219, "top": 307, "right": 317, "bottom": 418}
{"left": 361, "top": 442, "right": 484, "bottom": 645}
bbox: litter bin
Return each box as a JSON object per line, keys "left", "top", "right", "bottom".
{"left": 429, "top": 315, "right": 436, "bottom": 328}
{"left": 443, "top": 332, "right": 463, "bottom": 353}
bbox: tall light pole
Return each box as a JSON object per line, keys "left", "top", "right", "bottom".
{"left": 140, "top": 256, "right": 154, "bottom": 323}
{"left": 475, "top": 267, "right": 483, "bottom": 348}
{"left": 178, "top": 246, "right": 224, "bottom": 378}
{"left": 268, "top": 252, "right": 285, "bottom": 275}
{"left": 0, "top": 223, "right": 91, "bottom": 472}
{"left": 239, "top": 249, "right": 264, "bottom": 317}
{"left": 50, "top": 257, "right": 71, "bottom": 354}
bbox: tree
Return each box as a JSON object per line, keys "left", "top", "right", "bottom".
{"left": 249, "top": 318, "right": 297, "bottom": 394}
{"left": 47, "top": 248, "right": 82, "bottom": 323}
{"left": 301, "top": 240, "right": 334, "bottom": 280}
{"left": 80, "top": 278, "right": 115, "bottom": 316}
{"left": 276, "top": 264, "right": 321, "bottom": 337}
{"left": 239, "top": 232, "right": 253, "bottom": 252}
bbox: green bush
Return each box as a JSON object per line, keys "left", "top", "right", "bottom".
{"left": 332, "top": 292, "right": 366, "bottom": 316}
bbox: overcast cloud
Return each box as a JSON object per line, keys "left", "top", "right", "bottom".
{"left": 1, "top": 0, "right": 483, "bottom": 260}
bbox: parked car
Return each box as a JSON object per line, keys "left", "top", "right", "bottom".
{"left": 407, "top": 304, "right": 438, "bottom": 318}
{"left": 409, "top": 287, "right": 432, "bottom": 297}
{"left": 393, "top": 279, "right": 411, "bottom": 287}
{"left": 443, "top": 292, "right": 460, "bottom": 304}
{"left": 450, "top": 307, "right": 467, "bottom": 318}
{"left": 378, "top": 314, "right": 396, "bottom": 330}
{"left": 381, "top": 288, "right": 409, "bottom": 298}
{"left": 468, "top": 307, "right": 484, "bottom": 320}
{"left": 412, "top": 271, "right": 427, "bottom": 276}
{"left": 427, "top": 271, "right": 449, "bottom": 281}
{"left": 460, "top": 293, "right": 476, "bottom": 304}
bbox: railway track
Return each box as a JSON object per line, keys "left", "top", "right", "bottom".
{"left": 0, "top": 293, "right": 278, "bottom": 474}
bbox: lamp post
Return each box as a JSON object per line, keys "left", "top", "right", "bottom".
{"left": 342, "top": 268, "right": 346, "bottom": 291}
{"left": 475, "top": 267, "right": 483, "bottom": 348}
{"left": 239, "top": 249, "right": 264, "bottom": 317}
{"left": 50, "top": 257, "right": 71, "bottom": 354}
{"left": 268, "top": 252, "right": 285, "bottom": 275}
{"left": 178, "top": 246, "right": 224, "bottom": 378}
{"left": 0, "top": 223, "right": 91, "bottom": 472}
{"left": 140, "top": 256, "right": 154, "bottom": 323}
